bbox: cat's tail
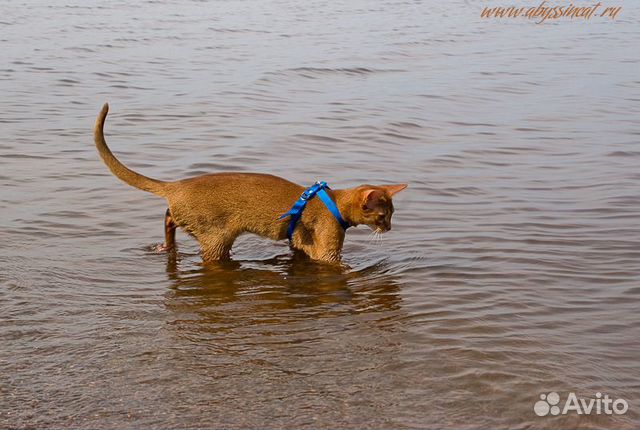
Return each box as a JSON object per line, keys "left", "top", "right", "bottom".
{"left": 94, "top": 103, "right": 167, "bottom": 196}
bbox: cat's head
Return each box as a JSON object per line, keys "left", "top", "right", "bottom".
{"left": 351, "top": 184, "right": 407, "bottom": 233}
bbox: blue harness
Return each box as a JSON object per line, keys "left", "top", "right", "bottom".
{"left": 279, "top": 181, "right": 350, "bottom": 241}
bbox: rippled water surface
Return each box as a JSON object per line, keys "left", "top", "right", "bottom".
{"left": 1, "top": 0, "right": 639, "bottom": 428}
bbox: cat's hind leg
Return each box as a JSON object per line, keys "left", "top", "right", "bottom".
{"left": 198, "top": 230, "right": 237, "bottom": 262}
{"left": 156, "top": 208, "right": 177, "bottom": 252}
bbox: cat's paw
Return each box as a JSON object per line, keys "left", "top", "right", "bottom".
{"left": 154, "top": 243, "right": 172, "bottom": 253}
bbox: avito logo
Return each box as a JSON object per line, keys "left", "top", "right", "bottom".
{"left": 534, "top": 392, "right": 628, "bottom": 417}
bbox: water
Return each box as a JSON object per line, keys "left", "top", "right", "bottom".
{"left": 1, "top": 0, "right": 639, "bottom": 428}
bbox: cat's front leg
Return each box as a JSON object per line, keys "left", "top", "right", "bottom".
{"left": 304, "top": 233, "right": 344, "bottom": 263}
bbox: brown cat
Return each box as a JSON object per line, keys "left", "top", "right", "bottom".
{"left": 94, "top": 103, "right": 407, "bottom": 263}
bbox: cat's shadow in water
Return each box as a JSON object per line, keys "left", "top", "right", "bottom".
{"left": 161, "top": 250, "right": 404, "bottom": 329}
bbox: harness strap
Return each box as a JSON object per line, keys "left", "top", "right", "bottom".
{"left": 316, "top": 188, "right": 350, "bottom": 230}
{"left": 279, "top": 181, "right": 350, "bottom": 241}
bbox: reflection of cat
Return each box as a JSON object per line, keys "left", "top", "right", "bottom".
{"left": 94, "top": 103, "right": 406, "bottom": 262}
{"left": 164, "top": 255, "right": 403, "bottom": 321}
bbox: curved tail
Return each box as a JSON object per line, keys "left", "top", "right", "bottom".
{"left": 94, "top": 103, "right": 166, "bottom": 196}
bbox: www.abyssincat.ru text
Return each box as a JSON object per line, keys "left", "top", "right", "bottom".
{"left": 481, "top": 1, "right": 622, "bottom": 23}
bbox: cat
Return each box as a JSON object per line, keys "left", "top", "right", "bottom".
{"left": 94, "top": 103, "right": 407, "bottom": 263}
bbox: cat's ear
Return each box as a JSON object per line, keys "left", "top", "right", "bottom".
{"left": 382, "top": 183, "right": 408, "bottom": 196}
{"left": 362, "top": 189, "right": 385, "bottom": 210}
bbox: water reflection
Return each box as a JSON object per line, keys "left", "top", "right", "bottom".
{"left": 164, "top": 253, "right": 403, "bottom": 329}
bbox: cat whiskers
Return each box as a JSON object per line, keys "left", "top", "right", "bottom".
{"left": 369, "top": 228, "right": 384, "bottom": 246}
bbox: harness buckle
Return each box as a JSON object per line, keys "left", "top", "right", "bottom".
{"left": 281, "top": 181, "right": 350, "bottom": 240}
{"left": 300, "top": 181, "right": 326, "bottom": 200}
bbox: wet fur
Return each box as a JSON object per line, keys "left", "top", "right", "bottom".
{"left": 94, "top": 103, "right": 406, "bottom": 263}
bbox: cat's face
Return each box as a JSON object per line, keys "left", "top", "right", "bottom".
{"left": 354, "top": 184, "right": 407, "bottom": 233}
